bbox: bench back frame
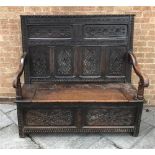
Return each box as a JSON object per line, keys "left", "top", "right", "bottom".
{"left": 21, "top": 15, "right": 134, "bottom": 84}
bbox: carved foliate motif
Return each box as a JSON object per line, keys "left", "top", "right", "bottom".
{"left": 84, "top": 25, "right": 127, "bottom": 38}
{"left": 82, "top": 47, "right": 100, "bottom": 75}
{"left": 27, "top": 16, "right": 130, "bottom": 25}
{"left": 109, "top": 48, "right": 125, "bottom": 75}
{"left": 55, "top": 47, "right": 74, "bottom": 75}
{"left": 28, "top": 26, "right": 72, "bottom": 38}
{"left": 24, "top": 16, "right": 132, "bottom": 83}
{"left": 25, "top": 109, "right": 73, "bottom": 126}
{"left": 30, "top": 46, "right": 50, "bottom": 77}
{"left": 86, "top": 108, "right": 136, "bottom": 126}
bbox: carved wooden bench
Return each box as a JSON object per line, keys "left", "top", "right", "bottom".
{"left": 13, "top": 15, "right": 149, "bottom": 137}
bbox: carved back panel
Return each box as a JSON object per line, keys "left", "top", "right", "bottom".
{"left": 21, "top": 15, "right": 134, "bottom": 83}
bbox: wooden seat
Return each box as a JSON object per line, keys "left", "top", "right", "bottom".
{"left": 21, "top": 83, "right": 137, "bottom": 103}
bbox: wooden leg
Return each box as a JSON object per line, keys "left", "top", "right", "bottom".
{"left": 132, "top": 127, "right": 140, "bottom": 137}
{"left": 19, "top": 129, "right": 26, "bottom": 138}
{"left": 17, "top": 103, "right": 26, "bottom": 138}
{"left": 132, "top": 103, "right": 143, "bottom": 137}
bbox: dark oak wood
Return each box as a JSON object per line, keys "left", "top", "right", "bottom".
{"left": 13, "top": 15, "right": 149, "bottom": 138}
{"left": 20, "top": 83, "right": 137, "bottom": 102}
{"left": 128, "top": 53, "right": 149, "bottom": 100}
{"left": 13, "top": 52, "right": 27, "bottom": 99}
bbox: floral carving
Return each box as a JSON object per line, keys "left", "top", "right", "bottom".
{"left": 30, "top": 46, "right": 49, "bottom": 77}
{"left": 84, "top": 25, "right": 127, "bottom": 38}
{"left": 86, "top": 108, "right": 136, "bottom": 126}
{"left": 29, "top": 26, "right": 72, "bottom": 38}
{"left": 56, "top": 47, "right": 73, "bottom": 75}
{"left": 82, "top": 47, "right": 100, "bottom": 75}
{"left": 25, "top": 109, "right": 73, "bottom": 126}
{"left": 109, "top": 48, "right": 125, "bottom": 75}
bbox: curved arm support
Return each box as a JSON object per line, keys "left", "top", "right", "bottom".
{"left": 13, "top": 52, "right": 27, "bottom": 99}
{"left": 129, "top": 53, "right": 149, "bottom": 100}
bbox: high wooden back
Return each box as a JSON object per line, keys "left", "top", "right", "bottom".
{"left": 21, "top": 15, "right": 134, "bottom": 84}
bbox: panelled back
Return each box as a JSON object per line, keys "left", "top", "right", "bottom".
{"left": 21, "top": 15, "right": 134, "bottom": 84}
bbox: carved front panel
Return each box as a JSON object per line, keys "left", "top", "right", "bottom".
{"left": 55, "top": 47, "right": 74, "bottom": 76}
{"left": 85, "top": 107, "right": 136, "bottom": 126}
{"left": 81, "top": 47, "right": 101, "bottom": 76}
{"left": 84, "top": 25, "right": 127, "bottom": 38}
{"left": 24, "top": 109, "right": 74, "bottom": 126}
{"left": 28, "top": 25, "right": 72, "bottom": 38}
{"left": 107, "top": 47, "right": 126, "bottom": 76}
{"left": 29, "top": 46, "right": 50, "bottom": 77}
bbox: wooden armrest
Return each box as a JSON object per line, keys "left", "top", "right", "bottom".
{"left": 129, "top": 53, "right": 149, "bottom": 100}
{"left": 13, "top": 52, "right": 27, "bottom": 99}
